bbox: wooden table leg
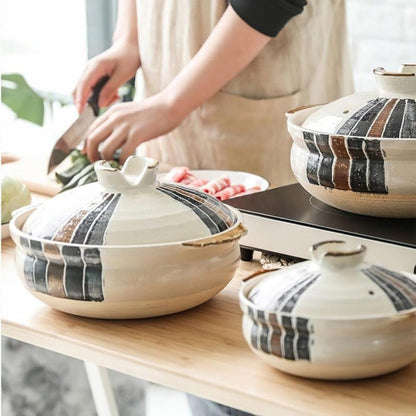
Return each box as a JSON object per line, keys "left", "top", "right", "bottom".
{"left": 84, "top": 361, "right": 120, "bottom": 416}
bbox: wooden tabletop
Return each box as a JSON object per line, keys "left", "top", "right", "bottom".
{"left": 2, "top": 234, "right": 416, "bottom": 416}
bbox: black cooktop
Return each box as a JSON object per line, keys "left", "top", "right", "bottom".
{"left": 226, "top": 184, "right": 416, "bottom": 249}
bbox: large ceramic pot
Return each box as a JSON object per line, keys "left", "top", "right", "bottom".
{"left": 10, "top": 156, "right": 246, "bottom": 319}
{"left": 287, "top": 64, "right": 416, "bottom": 218}
{"left": 239, "top": 240, "right": 416, "bottom": 380}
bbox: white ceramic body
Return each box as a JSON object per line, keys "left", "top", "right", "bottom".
{"left": 287, "top": 106, "right": 416, "bottom": 217}
{"left": 11, "top": 206, "right": 243, "bottom": 319}
{"left": 240, "top": 274, "right": 416, "bottom": 380}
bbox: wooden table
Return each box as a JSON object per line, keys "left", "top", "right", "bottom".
{"left": 2, "top": 232, "right": 416, "bottom": 416}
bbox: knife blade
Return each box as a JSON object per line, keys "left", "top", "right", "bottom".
{"left": 47, "top": 76, "right": 109, "bottom": 173}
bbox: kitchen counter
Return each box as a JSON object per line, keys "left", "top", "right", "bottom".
{"left": 2, "top": 228, "right": 416, "bottom": 416}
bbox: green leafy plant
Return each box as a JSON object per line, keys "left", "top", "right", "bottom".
{"left": 1, "top": 73, "right": 72, "bottom": 126}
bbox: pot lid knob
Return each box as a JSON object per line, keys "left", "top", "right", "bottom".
{"left": 95, "top": 155, "right": 159, "bottom": 193}
{"left": 310, "top": 240, "right": 366, "bottom": 271}
{"left": 373, "top": 64, "right": 416, "bottom": 99}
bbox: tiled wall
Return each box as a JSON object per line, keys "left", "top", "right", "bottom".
{"left": 346, "top": 0, "right": 416, "bottom": 91}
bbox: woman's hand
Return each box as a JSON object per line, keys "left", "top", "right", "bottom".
{"left": 84, "top": 92, "right": 186, "bottom": 164}
{"left": 73, "top": 42, "right": 140, "bottom": 114}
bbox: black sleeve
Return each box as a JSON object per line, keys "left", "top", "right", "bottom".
{"left": 229, "top": 0, "right": 307, "bottom": 37}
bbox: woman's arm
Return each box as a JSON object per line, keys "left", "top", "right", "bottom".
{"left": 74, "top": 0, "right": 139, "bottom": 112}
{"left": 164, "top": 6, "right": 271, "bottom": 120}
{"left": 112, "top": 0, "right": 139, "bottom": 47}
{"left": 85, "top": 5, "right": 291, "bottom": 162}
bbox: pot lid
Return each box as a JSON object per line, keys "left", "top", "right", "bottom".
{"left": 246, "top": 241, "right": 416, "bottom": 319}
{"left": 302, "top": 64, "right": 416, "bottom": 139}
{"left": 22, "top": 156, "right": 239, "bottom": 246}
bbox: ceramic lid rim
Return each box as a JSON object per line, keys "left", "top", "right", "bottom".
{"left": 288, "top": 105, "right": 416, "bottom": 141}
{"left": 10, "top": 205, "right": 243, "bottom": 249}
{"left": 239, "top": 272, "right": 416, "bottom": 321}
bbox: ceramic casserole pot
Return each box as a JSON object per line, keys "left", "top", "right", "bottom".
{"left": 239, "top": 240, "right": 416, "bottom": 380}
{"left": 287, "top": 64, "right": 416, "bottom": 218}
{"left": 10, "top": 156, "right": 246, "bottom": 319}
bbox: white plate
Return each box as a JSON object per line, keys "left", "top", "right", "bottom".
{"left": 1, "top": 223, "right": 10, "bottom": 240}
{"left": 158, "top": 169, "right": 269, "bottom": 197}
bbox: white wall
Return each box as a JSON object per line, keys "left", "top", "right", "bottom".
{"left": 346, "top": 0, "right": 416, "bottom": 91}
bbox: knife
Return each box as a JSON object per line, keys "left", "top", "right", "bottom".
{"left": 47, "top": 76, "right": 109, "bottom": 173}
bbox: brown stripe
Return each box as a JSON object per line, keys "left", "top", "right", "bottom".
{"left": 269, "top": 313, "right": 282, "bottom": 357}
{"left": 368, "top": 99, "right": 397, "bottom": 137}
{"left": 46, "top": 263, "right": 66, "bottom": 298}
{"left": 330, "top": 136, "right": 350, "bottom": 190}
{"left": 43, "top": 243, "right": 65, "bottom": 297}
{"left": 52, "top": 208, "right": 91, "bottom": 242}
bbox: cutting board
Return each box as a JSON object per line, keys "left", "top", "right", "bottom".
{"left": 2, "top": 155, "right": 60, "bottom": 197}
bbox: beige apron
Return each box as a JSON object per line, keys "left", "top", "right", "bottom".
{"left": 135, "top": 0, "right": 353, "bottom": 186}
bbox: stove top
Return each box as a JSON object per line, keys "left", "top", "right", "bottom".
{"left": 226, "top": 184, "right": 416, "bottom": 272}
{"left": 226, "top": 183, "right": 416, "bottom": 248}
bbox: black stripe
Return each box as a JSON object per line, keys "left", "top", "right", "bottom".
{"left": 248, "top": 307, "right": 259, "bottom": 349}
{"left": 64, "top": 263, "right": 85, "bottom": 300}
{"left": 279, "top": 272, "right": 320, "bottom": 313}
{"left": 33, "top": 258, "right": 48, "bottom": 294}
{"left": 61, "top": 246, "right": 83, "bottom": 267}
{"left": 371, "top": 265, "right": 416, "bottom": 304}
{"left": 269, "top": 274, "right": 312, "bottom": 311}
{"left": 296, "top": 318, "right": 310, "bottom": 360}
{"left": 347, "top": 137, "right": 368, "bottom": 192}
{"left": 268, "top": 313, "right": 282, "bottom": 357}
{"left": 170, "top": 183, "right": 237, "bottom": 227}
{"left": 364, "top": 139, "right": 387, "bottom": 193}
{"left": 85, "top": 194, "right": 121, "bottom": 245}
{"left": 281, "top": 316, "right": 295, "bottom": 360}
{"left": 350, "top": 98, "right": 387, "bottom": 137}
{"left": 257, "top": 310, "right": 270, "bottom": 353}
{"left": 61, "top": 246, "right": 84, "bottom": 299}
{"left": 315, "top": 134, "right": 334, "bottom": 188}
{"left": 337, "top": 99, "right": 381, "bottom": 135}
{"left": 84, "top": 248, "right": 104, "bottom": 301}
{"left": 383, "top": 99, "right": 406, "bottom": 138}
{"left": 71, "top": 194, "right": 114, "bottom": 244}
{"left": 23, "top": 255, "right": 36, "bottom": 290}
{"left": 303, "top": 132, "right": 319, "bottom": 185}
{"left": 29, "top": 239, "right": 46, "bottom": 260}
{"left": 158, "top": 186, "right": 222, "bottom": 234}
{"left": 401, "top": 99, "right": 416, "bottom": 138}
{"left": 20, "top": 236, "right": 30, "bottom": 250}
{"left": 363, "top": 268, "right": 414, "bottom": 311}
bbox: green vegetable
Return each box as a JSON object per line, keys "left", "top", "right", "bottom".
{"left": 1, "top": 176, "right": 31, "bottom": 224}
{"left": 77, "top": 171, "right": 98, "bottom": 186}
{"left": 60, "top": 164, "right": 95, "bottom": 192}
{"left": 55, "top": 154, "right": 90, "bottom": 185}
{"left": 69, "top": 149, "right": 84, "bottom": 163}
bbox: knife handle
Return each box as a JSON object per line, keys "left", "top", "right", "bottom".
{"left": 87, "top": 76, "right": 110, "bottom": 116}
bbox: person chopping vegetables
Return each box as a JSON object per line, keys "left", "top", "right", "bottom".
{"left": 74, "top": 0, "right": 353, "bottom": 188}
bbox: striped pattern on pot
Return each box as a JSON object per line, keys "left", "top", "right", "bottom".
{"left": 362, "top": 265, "right": 416, "bottom": 311}
{"left": 303, "top": 132, "right": 388, "bottom": 193}
{"left": 247, "top": 307, "right": 312, "bottom": 361}
{"left": 336, "top": 98, "right": 416, "bottom": 138}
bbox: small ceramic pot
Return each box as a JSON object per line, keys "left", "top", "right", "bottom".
{"left": 287, "top": 64, "right": 416, "bottom": 218}
{"left": 10, "top": 156, "right": 246, "bottom": 319}
{"left": 239, "top": 241, "right": 416, "bottom": 380}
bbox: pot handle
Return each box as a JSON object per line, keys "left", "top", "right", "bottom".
{"left": 182, "top": 224, "right": 247, "bottom": 248}
{"left": 286, "top": 103, "right": 324, "bottom": 116}
{"left": 241, "top": 269, "right": 269, "bottom": 283}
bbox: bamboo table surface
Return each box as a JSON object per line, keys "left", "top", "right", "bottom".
{"left": 2, "top": 233, "right": 416, "bottom": 416}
